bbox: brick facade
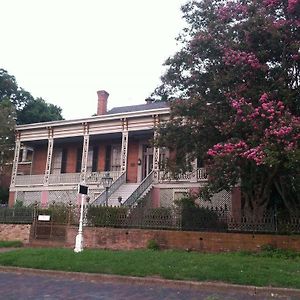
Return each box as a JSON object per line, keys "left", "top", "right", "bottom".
{"left": 32, "top": 146, "right": 47, "bottom": 175}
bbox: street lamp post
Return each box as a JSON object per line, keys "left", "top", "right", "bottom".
{"left": 74, "top": 184, "right": 88, "bottom": 253}
{"left": 101, "top": 172, "right": 113, "bottom": 206}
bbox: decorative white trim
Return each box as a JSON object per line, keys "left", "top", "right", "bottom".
{"left": 16, "top": 107, "right": 170, "bottom": 131}
{"left": 152, "top": 115, "right": 160, "bottom": 183}
{"left": 191, "top": 158, "right": 198, "bottom": 182}
{"left": 120, "top": 118, "right": 129, "bottom": 174}
{"left": 80, "top": 123, "right": 90, "bottom": 183}
{"left": 43, "top": 128, "right": 54, "bottom": 186}
{"left": 10, "top": 136, "right": 21, "bottom": 187}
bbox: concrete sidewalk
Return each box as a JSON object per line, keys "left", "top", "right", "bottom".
{"left": 0, "top": 266, "right": 299, "bottom": 299}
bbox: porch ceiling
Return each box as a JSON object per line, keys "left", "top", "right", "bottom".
{"left": 23, "top": 130, "right": 154, "bottom": 147}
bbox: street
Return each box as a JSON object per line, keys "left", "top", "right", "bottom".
{"left": 0, "top": 271, "right": 297, "bottom": 300}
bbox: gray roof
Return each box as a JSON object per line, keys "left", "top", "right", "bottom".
{"left": 107, "top": 101, "right": 169, "bottom": 114}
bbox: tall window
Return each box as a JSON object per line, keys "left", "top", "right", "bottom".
{"left": 76, "top": 148, "right": 82, "bottom": 173}
{"left": 92, "top": 146, "right": 98, "bottom": 172}
{"left": 104, "top": 145, "right": 111, "bottom": 171}
{"left": 61, "top": 148, "right": 68, "bottom": 173}
{"left": 52, "top": 149, "right": 62, "bottom": 174}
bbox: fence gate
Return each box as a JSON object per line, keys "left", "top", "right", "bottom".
{"left": 32, "top": 211, "right": 68, "bottom": 241}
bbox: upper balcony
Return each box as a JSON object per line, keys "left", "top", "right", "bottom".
{"left": 13, "top": 171, "right": 122, "bottom": 189}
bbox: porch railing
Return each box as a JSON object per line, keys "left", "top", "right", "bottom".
{"left": 91, "top": 172, "right": 126, "bottom": 206}
{"left": 123, "top": 170, "right": 154, "bottom": 207}
{"left": 86, "top": 171, "right": 122, "bottom": 184}
{"left": 49, "top": 173, "right": 81, "bottom": 184}
{"left": 14, "top": 171, "right": 122, "bottom": 187}
{"left": 14, "top": 175, "right": 44, "bottom": 186}
{"left": 158, "top": 168, "right": 207, "bottom": 182}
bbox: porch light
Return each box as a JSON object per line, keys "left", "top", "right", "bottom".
{"left": 101, "top": 172, "right": 113, "bottom": 206}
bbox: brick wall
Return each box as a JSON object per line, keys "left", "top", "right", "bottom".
{"left": 0, "top": 224, "right": 31, "bottom": 244}
{"left": 66, "top": 227, "right": 300, "bottom": 252}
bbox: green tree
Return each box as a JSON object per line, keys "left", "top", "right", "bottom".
{"left": 0, "top": 68, "right": 63, "bottom": 124}
{"left": 17, "top": 97, "right": 63, "bottom": 124}
{"left": 0, "top": 99, "right": 16, "bottom": 170}
{"left": 153, "top": 0, "right": 300, "bottom": 216}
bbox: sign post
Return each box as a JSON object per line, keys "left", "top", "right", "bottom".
{"left": 74, "top": 184, "right": 88, "bottom": 253}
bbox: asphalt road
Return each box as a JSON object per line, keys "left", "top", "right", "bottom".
{"left": 0, "top": 271, "right": 298, "bottom": 300}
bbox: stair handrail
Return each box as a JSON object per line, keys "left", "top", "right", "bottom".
{"left": 90, "top": 172, "right": 126, "bottom": 206}
{"left": 123, "top": 171, "right": 154, "bottom": 207}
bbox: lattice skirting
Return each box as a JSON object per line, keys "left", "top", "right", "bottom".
{"left": 159, "top": 188, "right": 232, "bottom": 211}
{"left": 16, "top": 190, "right": 78, "bottom": 206}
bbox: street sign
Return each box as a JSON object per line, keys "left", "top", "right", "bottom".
{"left": 78, "top": 184, "right": 88, "bottom": 195}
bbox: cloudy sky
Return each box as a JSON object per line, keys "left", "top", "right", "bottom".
{"left": 0, "top": 0, "right": 187, "bottom": 120}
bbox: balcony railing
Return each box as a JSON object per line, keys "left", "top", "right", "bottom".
{"left": 158, "top": 168, "right": 207, "bottom": 182}
{"left": 86, "top": 171, "right": 121, "bottom": 184}
{"left": 14, "top": 175, "right": 44, "bottom": 186}
{"left": 14, "top": 171, "right": 122, "bottom": 187}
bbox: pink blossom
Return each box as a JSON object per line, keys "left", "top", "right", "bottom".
{"left": 223, "top": 49, "right": 263, "bottom": 69}
{"left": 216, "top": 2, "right": 248, "bottom": 21}
{"left": 263, "top": 0, "right": 280, "bottom": 7}
{"left": 288, "top": 0, "right": 300, "bottom": 13}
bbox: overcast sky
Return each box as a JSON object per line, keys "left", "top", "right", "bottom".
{"left": 0, "top": 0, "right": 187, "bottom": 120}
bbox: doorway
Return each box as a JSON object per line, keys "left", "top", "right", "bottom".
{"left": 142, "top": 145, "right": 153, "bottom": 180}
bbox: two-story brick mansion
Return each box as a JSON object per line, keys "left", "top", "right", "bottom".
{"left": 9, "top": 91, "right": 237, "bottom": 211}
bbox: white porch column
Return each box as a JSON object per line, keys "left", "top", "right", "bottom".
{"left": 21, "top": 146, "right": 28, "bottom": 162}
{"left": 10, "top": 132, "right": 21, "bottom": 187}
{"left": 191, "top": 158, "right": 198, "bottom": 182}
{"left": 43, "top": 128, "right": 54, "bottom": 186}
{"left": 153, "top": 115, "right": 160, "bottom": 183}
{"left": 120, "top": 118, "right": 128, "bottom": 174}
{"left": 80, "top": 122, "right": 90, "bottom": 183}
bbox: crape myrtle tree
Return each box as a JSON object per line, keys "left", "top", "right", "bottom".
{"left": 153, "top": 0, "right": 300, "bottom": 217}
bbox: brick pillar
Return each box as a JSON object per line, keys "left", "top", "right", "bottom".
{"left": 8, "top": 192, "right": 16, "bottom": 208}
{"left": 151, "top": 187, "right": 160, "bottom": 208}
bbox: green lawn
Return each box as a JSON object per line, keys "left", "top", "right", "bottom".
{"left": 0, "top": 247, "right": 299, "bottom": 289}
{"left": 0, "top": 240, "right": 23, "bottom": 248}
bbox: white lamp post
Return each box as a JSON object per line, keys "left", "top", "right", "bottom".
{"left": 74, "top": 184, "right": 88, "bottom": 253}
{"left": 101, "top": 172, "right": 113, "bottom": 206}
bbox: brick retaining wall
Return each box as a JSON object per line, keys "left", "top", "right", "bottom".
{"left": 1, "top": 224, "right": 299, "bottom": 251}
{"left": 0, "top": 224, "right": 31, "bottom": 244}
{"left": 66, "top": 227, "right": 300, "bottom": 252}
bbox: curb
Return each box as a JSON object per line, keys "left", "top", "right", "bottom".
{"left": 0, "top": 266, "right": 300, "bottom": 298}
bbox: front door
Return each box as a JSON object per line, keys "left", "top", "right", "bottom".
{"left": 142, "top": 145, "right": 153, "bottom": 180}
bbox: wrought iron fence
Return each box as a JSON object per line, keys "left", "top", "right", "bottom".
{"left": 85, "top": 205, "right": 300, "bottom": 233}
{"left": 0, "top": 207, "right": 34, "bottom": 224}
{"left": 1, "top": 204, "right": 299, "bottom": 234}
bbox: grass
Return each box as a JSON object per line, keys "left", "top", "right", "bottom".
{"left": 0, "top": 247, "right": 299, "bottom": 289}
{"left": 0, "top": 240, "right": 23, "bottom": 248}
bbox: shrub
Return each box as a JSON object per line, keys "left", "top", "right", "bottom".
{"left": 87, "top": 206, "right": 128, "bottom": 227}
{"left": 147, "top": 239, "right": 160, "bottom": 250}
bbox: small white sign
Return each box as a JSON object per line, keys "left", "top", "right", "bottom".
{"left": 38, "top": 215, "right": 50, "bottom": 221}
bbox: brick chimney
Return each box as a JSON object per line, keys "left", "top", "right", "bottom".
{"left": 97, "top": 90, "right": 109, "bottom": 115}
